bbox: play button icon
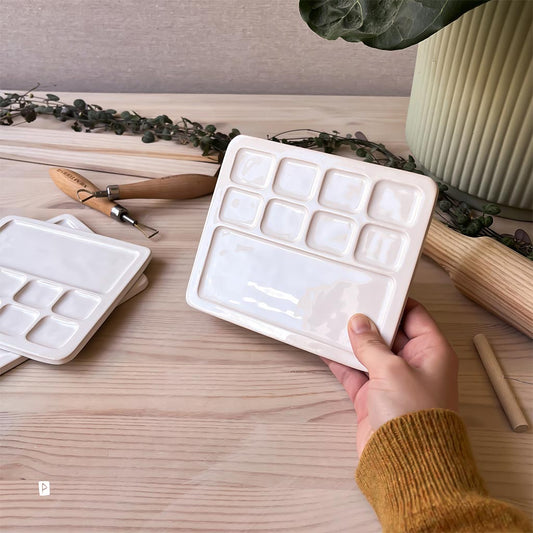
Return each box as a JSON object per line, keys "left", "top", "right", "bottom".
{"left": 38, "top": 481, "right": 50, "bottom": 496}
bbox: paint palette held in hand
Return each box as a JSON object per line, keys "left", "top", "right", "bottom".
{"left": 0, "top": 215, "right": 151, "bottom": 364}
{"left": 187, "top": 136, "right": 437, "bottom": 370}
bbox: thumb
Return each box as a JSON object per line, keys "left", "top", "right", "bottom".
{"left": 347, "top": 314, "right": 395, "bottom": 376}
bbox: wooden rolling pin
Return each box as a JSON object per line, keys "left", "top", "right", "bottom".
{"left": 88, "top": 174, "right": 217, "bottom": 201}
{"left": 424, "top": 219, "right": 533, "bottom": 338}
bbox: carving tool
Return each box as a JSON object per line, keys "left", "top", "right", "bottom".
{"left": 81, "top": 173, "right": 217, "bottom": 202}
{"left": 49, "top": 168, "right": 159, "bottom": 238}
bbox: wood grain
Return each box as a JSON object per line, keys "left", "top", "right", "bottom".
{"left": 0, "top": 144, "right": 218, "bottom": 180}
{"left": 0, "top": 127, "right": 219, "bottom": 163}
{"left": 424, "top": 219, "right": 533, "bottom": 338}
{"left": 0, "top": 94, "right": 531, "bottom": 532}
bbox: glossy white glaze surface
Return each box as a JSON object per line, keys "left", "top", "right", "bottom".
{"left": 319, "top": 170, "right": 369, "bottom": 213}
{"left": 354, "top": 224, "right": 407, "bottom": 271}
{"left": 0, "top": 215, "right": 151, "bottom": 364}
{"left": 274, "top": 158, "right": 318, "bottom": 201}
{"left": 199, "top": 228, "right": 392, "bottom": 352}
{"left": 368, "top": 180, "right": 420, "bottom": 227}
{"left": 15, "top": 280, "right": 63, "bottom": 308}
{"left": 0, "top": 220, "right": 138, "bottom": 293}
{"left": 231, "top": 148, "right": 274, "bottom": 188}
{"left": 53, "top": 290, "right": 101, "bottom": 320}
{"left": 0, "top": 305, "right": 38, "bottom": 335}
{"left": 307, "top": 211, "right": 355, "bottom": 256}
{"left": 187, "top": 136, "right": 437, "bottom": 370}
{"left": 27, "top": 316, "right": 78, "bottom": 348}
{"left": 261, "top": 200, "right": 307, "bottom": 242}
{"left": 219, "top": 187, "right": 263, "bottom": 228}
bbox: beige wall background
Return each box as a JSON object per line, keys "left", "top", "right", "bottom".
{"left": 1, "top": 0, "right": 417, "bottom": 95}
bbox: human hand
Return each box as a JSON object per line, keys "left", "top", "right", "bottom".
{"left": 323, "top": 298, "right": 459, "bottom": 457}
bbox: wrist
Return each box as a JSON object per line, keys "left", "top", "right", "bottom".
{"left": 356, "top": 409, "right": 486, "bottom": 530}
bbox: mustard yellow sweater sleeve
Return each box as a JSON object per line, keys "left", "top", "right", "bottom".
{"left": 356, "top": 409, "right": 531, "bottom": 532}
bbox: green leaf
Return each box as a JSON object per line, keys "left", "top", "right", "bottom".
{"left": 483, "top": 203, "right": 501, "bottom": 215}
{"left": 142, "top": 131, "right": 155, "bottom": 143}
{"left": 299, "top": 0, "right": 490, "bottom": 50}
{"left": 438, "top": 199, "right": 452, "bottom": 212}
{"left": 20, "top": 106, "right": 37, "bottom": 122}
{"left": 456, "top": 213, "right": 470, "bottom": 225}
{"left": 481, "top": 215, "right": 493, "bottom": 227}
{"left": 113, "top": 123, "right": 125, "bottom": 135}
{"left": 46, "top": 93, "right": 60, "bottom": 101}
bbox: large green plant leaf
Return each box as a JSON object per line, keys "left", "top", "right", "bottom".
{"left": 299, "top": 0, "right": 490, "bottom": 50}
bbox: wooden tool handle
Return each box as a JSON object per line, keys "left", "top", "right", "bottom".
{"left": 117, "top": 174, "right": 217, "bottom": 200}
{"left": 49, "top": 167, "right": 116, "bottom": 217}
{"left": 424, "top": 219, "right": 533, "bottom": 338}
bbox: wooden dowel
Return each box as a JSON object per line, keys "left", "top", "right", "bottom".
{"left": 473, "top": 334, "right": 529, "bottom": 432}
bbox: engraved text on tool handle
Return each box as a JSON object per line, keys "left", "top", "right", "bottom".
{"left": 49, "top": 168, "right": 117, "bottom": 217}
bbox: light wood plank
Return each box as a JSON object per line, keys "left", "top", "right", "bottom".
{"left": 0, "top": 93, "right": 531, "bottom": 531}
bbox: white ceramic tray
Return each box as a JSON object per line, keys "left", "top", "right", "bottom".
{"left": 0, "top": 214, "right": 149, "bottom": 374}
{"left": 187, "top": 135, "right": 437, "bottom": 370}
{"left": 0, "top": 215, "right": 151, "bottom": 365}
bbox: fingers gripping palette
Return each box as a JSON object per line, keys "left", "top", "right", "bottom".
{"left": 187, "top": 136, "right": 437, "bottom": 370}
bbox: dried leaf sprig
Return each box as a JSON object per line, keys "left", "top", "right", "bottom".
{"left": 268, "top": 129, "right": 419, "bottom": 172}
{"left": 0, "top": 87, "right": 239, "bottom": 157}
{"left": 436, "top": 183, "right": 532, "bottom": 259}
{"left": 1, "top": 88, "right": 531, "bottom": 259}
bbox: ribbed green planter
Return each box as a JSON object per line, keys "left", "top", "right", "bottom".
{"left": 406, "top": 0, "right": 532, "bottom": 220}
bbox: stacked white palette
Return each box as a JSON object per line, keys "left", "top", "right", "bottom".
{"left": 187, "top": 135, "right": 437, "bottom": 371}
{"left": 0, "top": 215, "right": 149, "bottom": 374}
{"left": 0, "top": 215, "right": 151, "bottom": 368}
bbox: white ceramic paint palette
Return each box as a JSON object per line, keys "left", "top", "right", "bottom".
{"left": 187, "top": 135, "right": 437, "bottom": 370}
{"left": 0, "top": 215, "right": 151, "bottom": 365}
{"left": 0, "top": 214, "right": 149, "bottom": 374}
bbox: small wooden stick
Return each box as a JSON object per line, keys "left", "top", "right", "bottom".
{"left": 473, "top": 334, "right": 529, "bottom": 432}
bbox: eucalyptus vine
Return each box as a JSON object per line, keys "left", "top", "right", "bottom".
{"left": 0, "top": 87, "right": 238, "bottom": 157}
{"left": 1, "top": 87, "right": 530, "bottom": 259}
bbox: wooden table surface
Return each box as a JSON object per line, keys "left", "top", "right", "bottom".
{"left": 0, "top": 93, "right": 531, "bottom": 532}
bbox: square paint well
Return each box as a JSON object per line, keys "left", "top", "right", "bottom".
{"left": 0, "top": 269, "right": 26, "bottom": 297}
{"left": 0, "top": 305, "right": 38, "bottom": 335}
{"left": 261, "top": 200, "right": 307, "bottom": 242}
{"left": 368, "top": 181, "right": 420, "bottom": 227}
{"left": 230, "top": 148, "right": 274, "bottom": 189}
{"left": 307, "top": 212, "right": 355, "bottom": 256}
{"left": 273, "top": 159, "right": 318, "bottom": 201}
{"left": 219, "top": 188, "right": 263, "bottom": 228}
{"left": 53, "top": 290, "right": 101, "bottom": 320}
{"left": 319, "top": 170, "right": 368, "bottom": 213}
{"left": 15, "top": 280, "right": 62, "bottom": 308}
{"left": 27, "top": 316, "right": 79, "bottom": 348}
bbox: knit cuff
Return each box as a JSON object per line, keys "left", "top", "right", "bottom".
{"left": 356, "top": 409, "right": 487, "bottom": 530}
